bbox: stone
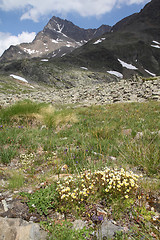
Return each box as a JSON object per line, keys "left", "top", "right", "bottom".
{"left": 0, "top": 76, "right": 160, "bottom": 108}
{"left": 96, "top": 207, "right": 108, "bottom": 218}
{"left": 96, "top": 220, "right": 123, "bottom": 239}
{"left": 72, "top": 219, "right": 87, "bottom": 230}
{"left": 0, "top": 217, "right": 47, "bottom": 240}
{"left": 1, "top": 200, "right": 8, "bottom": 212}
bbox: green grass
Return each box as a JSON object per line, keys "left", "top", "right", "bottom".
{"left": 8, "top": 172, "right": 25, "bottom": 189}
{"left": 1, "top": 100, "right": 159, "bottom": 239}
{"left": 0, "top": 100, "right": 160, "bottom": 176}
{"left": 0, "top": 75, "right": 35, "bottom": 94}
{"left": 41, "top": 220, "right": 93, "bottom": 240}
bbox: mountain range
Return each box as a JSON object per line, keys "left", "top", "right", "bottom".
{"left": 0, "top": 17, "right": 111, "bottom": 61}
{"left": 0, "top": 0, "right": 159, "bottom": 83}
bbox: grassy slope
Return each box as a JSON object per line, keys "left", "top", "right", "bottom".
{"left": 0, "top": 100, "right": 159, "bottom": 176}
{"left": 0, "top": 100, "right": 160, "bottom": 239}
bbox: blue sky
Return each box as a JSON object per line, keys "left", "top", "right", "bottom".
{"left": 0, "top": 0, "right": 150, "bottom": 56}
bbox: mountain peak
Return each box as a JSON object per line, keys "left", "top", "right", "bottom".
{"left": 0, "top": 16, "right": 111, "bottom": 62}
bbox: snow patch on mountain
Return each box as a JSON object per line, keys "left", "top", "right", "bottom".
{"left": 41, "top": 59, "right": 49, "bottom": 62}
{"left": 10, "top": 74, "right": 28, "bottom": 83}
{"left": 152, "top": 40, "right": 160, "bottom": 45}
{"left": 93, "top": 37, "right": 106, "bottom": 45}
{"left": 61, "top": 53, "right": 66, "bottom": 57}
{"left": 52, "top": 39, "right": 58, "bottom": 43}
{"left": 118, "top": 59, "right": 137, "bottom": 70}
{"left": 151, "top": 44, "right": 160, "bottom": 49}
{"left": 107, "top": 71, "right": 123, "bottom": 78}
{"left": 80, "top": 67, "right": 88, "bottom": 70}
{"left": 24, "top": 48, "right": 39, "bottom": 55}
{"left": 144, "top": 69, "right": 156, "bottom": 77}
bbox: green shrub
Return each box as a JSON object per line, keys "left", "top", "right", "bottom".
{"left": 21, "top": 182, "right": 59, "bottom": 215}
{"left": 41, "top": 221, "right": 92, "bottom": 240}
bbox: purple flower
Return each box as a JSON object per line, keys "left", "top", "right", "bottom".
{"left": 92, "top": 215, "right": 97, "bottom": 221}
{"left": 92, "top": 215, "right": 103, "bottom": 222}
{"left": 98, "top": 215, "right": 103, "bottom": 221}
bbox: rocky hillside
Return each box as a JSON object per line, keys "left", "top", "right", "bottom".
{"left": 0, "top": 16, "right": 111, "bottom": 62}
{"left": 61, "top": 0, "right": 160, "bottom": 78}
{"left": 0, "top": 72, "right": 160, "bottom": 107}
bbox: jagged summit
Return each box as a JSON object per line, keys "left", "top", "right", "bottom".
{"left": 0, "top": 16, "right": 111, "bottom": 62}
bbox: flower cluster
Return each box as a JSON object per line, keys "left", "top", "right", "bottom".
{"left": 56, "top": 168, "right": 141, "bottom": 203}
{"left": 20, "top": 153, "right": 35, "bottom": 170}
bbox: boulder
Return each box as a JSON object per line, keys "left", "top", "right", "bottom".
{"left": 96, "top": 220, "right": 123, "bottom": 239}
{"left": 0, "top": 217, "right": 47, "bottom": 240}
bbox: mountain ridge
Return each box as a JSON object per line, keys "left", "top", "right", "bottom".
{"left": 0, "top": 16, "right": 111, "bottom": 62}
{"left": 59, "top": 0, "right": 160, "bottom": 78}
{"left": 0, "top": 0, "right": 159, "bottom": 83}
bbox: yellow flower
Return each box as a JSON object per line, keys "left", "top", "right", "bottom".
{"left": 61, "top": 194, "right": 66, "bottom": 199}
{"left": 89, "top": 184, "right": 93, "bottom": 189}
{"left": 125, "top": 195, "right": 129, "bottom": 199}
{"left": 71, "top": 193, "right": 76, "bottom": 199}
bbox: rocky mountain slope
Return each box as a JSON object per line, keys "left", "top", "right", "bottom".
{"left": 0, "top": 16, "right": 111, "bottom": 62}
{"left": 61, "top": 0, "right": 160, "bottom": 78}
{"left": 0, "top": 73, "right": 160, "bottom": 108}
{"left": 0, "top": 0, "right": 159, "bottom": 84}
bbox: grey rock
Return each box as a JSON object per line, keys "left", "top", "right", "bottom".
{"left": 0, "top": 76, "right": 160, "bottom": 107}
{"left": 0, "top": 217, "right": 47, "bottom": 240}
{"left": 1, "top": 200, "right": 8, "bottom": 212}
{"left": 96, "top": 220, "right": 123, "bottom": 239}
{"left": 72, "top": 219, "right": 87, "bottom": 230}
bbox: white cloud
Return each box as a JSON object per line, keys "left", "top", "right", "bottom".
{"left": 118, "top": 0, "right": 150, "bottom": 5}
{"left": 0, "top": 0, "right": 150, "bottom": 22}
{"left": 0, "top": 31, "right": 36, "bottom": 56}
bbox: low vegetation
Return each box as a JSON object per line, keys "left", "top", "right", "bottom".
{"left": 0, "top": 100, "right": 160, "bottom": 239}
